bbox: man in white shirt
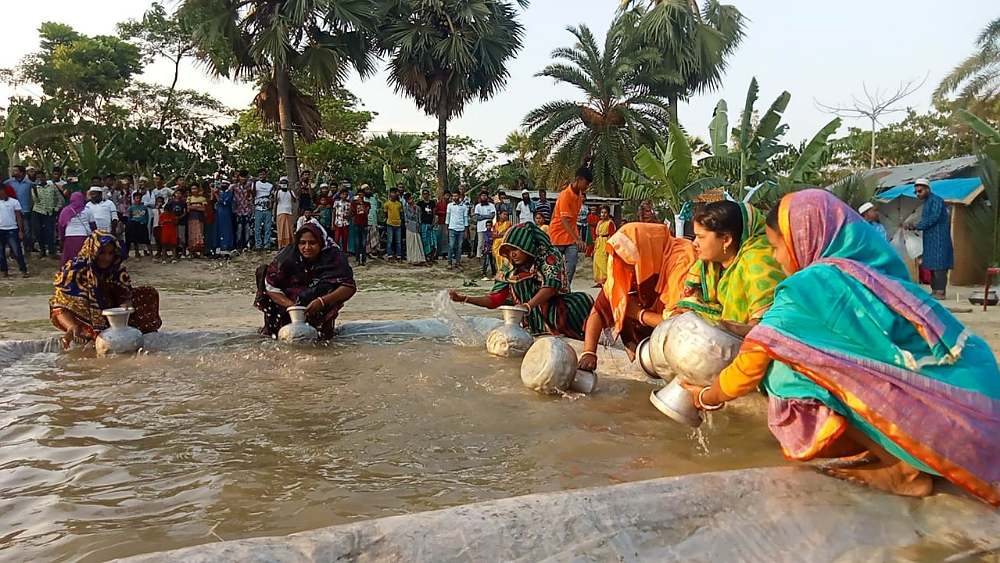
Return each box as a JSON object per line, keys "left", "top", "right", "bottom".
{"left": 296, "top": 210, "right": 321, "bottom": 231}
{"left": 274, "top": 176, "right": 297, "bottom": 248}
{"left": 0, "top": 187, "right": 28, "bottom": 276}
{"left": 151, "top": 173, "right": 173, "bottom": 203}
{"left": 253, "top": 168, "right": 275, "bottom": 250}
{"left": 137, "top": 176, "right": 156, "bottom": 208}
{"left": 515, "top": 189, "right": 535, "bottom": 224}
{"left": 85, "top": 187, "right": 119, "bottom": 233}
{"left": 472, "top": 191, "right": 496, "bottom": 258}
{"left": 444, "top": 191, "right": 469, "bottom": 268}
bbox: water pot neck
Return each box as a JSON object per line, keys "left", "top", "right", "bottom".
{"left": 102, "top": 309, "right": 131, "bottom": 329}
{"left": 287, "top": 306, "right": 308, "bottom": 324}
{"left": 502, "top": 307, "right": 527, "bottom": 325}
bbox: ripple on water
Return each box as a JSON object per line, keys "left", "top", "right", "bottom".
{"left": 0, "top": 338, "right": 783, "bottom": 561}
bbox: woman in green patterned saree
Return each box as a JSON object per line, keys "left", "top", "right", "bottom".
{"left": 448, "top": 223, "right": 594, "bottom": 339}
{"left": 674, "top": 200, "right": 785, "bottom": 335}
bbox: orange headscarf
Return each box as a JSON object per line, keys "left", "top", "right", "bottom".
{"left": 603, "top": 223, "right": 696, "bottom": 332}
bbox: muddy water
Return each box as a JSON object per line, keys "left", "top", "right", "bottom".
{"left": 0, "top": 339, "right": 783, "bottom": 561}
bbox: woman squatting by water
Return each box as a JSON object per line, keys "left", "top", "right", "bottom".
{"left": 682, "top": 190, "right": 1000, "bottom": 504}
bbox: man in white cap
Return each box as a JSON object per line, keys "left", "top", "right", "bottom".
{"left": 515, "top": 189, "right": 535, "bottom": 224}
{"left": 857, "top": 202, "right": 887, "bottom": 240}
{"left": 906, "top": 178, "right": 953, "bottom": 298}
{"left": 85, "top": 186, "right": 119, "bottom": 233}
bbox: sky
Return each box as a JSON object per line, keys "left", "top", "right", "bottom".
{"left": 0, "top": 0, "right": 996, "bottom": 149}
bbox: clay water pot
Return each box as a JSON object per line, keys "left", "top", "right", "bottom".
{"left": 485, "top": 305, "right": 534, "bottom": 358}
{"left": 520, "top": 337, "right": 577, "bottom": 395}
{"left": 95, "top": 307, "right": 143, "bottom": 357}
{"left": 278, "top": 306, "right": 319, "bottom": 343}
{"left": 649, "top": 379, "right": 702, "bottom": 427}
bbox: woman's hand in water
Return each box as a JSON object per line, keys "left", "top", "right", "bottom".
{"left": 679, "top": 381, "right": 704, "bottom": 410}
{"left": 578, "top": 351, "right": 598, "bottom": 372}
{"left": 448, "top": 289, "right": 465, "bottom": 303}
{"left": 61, "top": 323, "right": 88, "bottom": 350}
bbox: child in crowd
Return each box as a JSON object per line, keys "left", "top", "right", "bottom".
{"left": 316, "top": 193, "right": 334, "bottom": 234}
{"left": 534, "top": 211, "right": 549, "bottom": 234}
{"left": 151, "top": 197, "right": 163, "bottom": 256}
{"left": 333, "top": 189, "right": 351, "bottom": 251}
{"left": 481, "top": 219, "right": 496, "bottom": 280}
{"left": 126, "top": 192, "right": 152, "bottom": 259}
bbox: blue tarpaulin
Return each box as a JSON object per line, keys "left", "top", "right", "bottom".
{"left": 877, "top": 177, "right": 983, "bottom": 205}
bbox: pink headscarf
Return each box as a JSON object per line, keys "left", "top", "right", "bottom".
{"left": 58, "top": 192, "right": 87, "bottom": 236}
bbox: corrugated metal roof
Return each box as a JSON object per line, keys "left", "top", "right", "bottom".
{"left": 860, "top": 155, "right": 980, "bottom": 189}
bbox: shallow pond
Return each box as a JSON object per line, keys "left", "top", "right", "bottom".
{"left": 0, "top": 337, "right": 783, "bottom": 561}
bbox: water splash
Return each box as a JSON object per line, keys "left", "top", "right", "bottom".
{"left": 432, "top": 290, "right": 486, "bottom": 347}
{"left": 689, "top": 425, "right": 712, "bottom": 456}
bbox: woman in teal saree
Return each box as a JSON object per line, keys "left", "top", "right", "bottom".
{"left": 685, "top": 189, "right": 1000, "bottom": 504}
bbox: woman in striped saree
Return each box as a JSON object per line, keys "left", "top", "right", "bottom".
{"left": 449, "top": 222, "right": 593, "bottom": 339}
{"left": 685, "top": 190, "right": 1000, "bottom": 504}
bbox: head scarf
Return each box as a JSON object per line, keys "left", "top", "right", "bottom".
{"left": 58, "top": 192, "right": 88, "bottom": 234}
{"left": 774, "top": 189, "right": 957, "bottom": 363}
{"left": 603, "top": 223, "right": 696, "bottom": 332}
{"left": 496, "top": 222, "right": 569, "bottom": 292}
{"left": 676, "top": 202, "right": 784, "bottom": 323}
{"left": 746, "top": 189, "right": 1000, "bottom": 505}
{"left": 49, "top": 231, "right": 130, "bottom": 330}
{"left": 256, "top": 223, "right": 354, "bottom": 306}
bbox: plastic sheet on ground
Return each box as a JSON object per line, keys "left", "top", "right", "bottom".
{"left": 116, "top": 466, "right": 1000, "bottom": 562}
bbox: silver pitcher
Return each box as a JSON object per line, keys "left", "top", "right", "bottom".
{"left": 520, "top": 337, "right": 577, "bottom": 395}
{"left": 278, "top": 306, "right": 319, "bottom": 343}
{"left": 637, "top": 312, "right": 741, "bottom": 385}
{"left": 649, "top": 379, "right": 702, "bottom": 427}
{"left": 95, "top": 307, "right": 143, "bottom": 357}
{"left": 486, "top": 305, "right": 534, "bottom": 358}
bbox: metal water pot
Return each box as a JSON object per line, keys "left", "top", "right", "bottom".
{"left": 649, "top": 379, "right": 702, "bottom": 427}
{"left": 520, "top": 337, "right": 577, "bottom": 395}
{"left": 569, "top": 370, "right": 598, "bottom": 394}
{"left": 637, "top": 312, "right": 741, "bottom": 385}
{"left": 486, "top": 305, "right": 534, "bottom": 358}
{"left": 278, "top": 306, "right": 319, "bottom": 343}
{"left": 95, "top": 308, "right": 143, "bottom": 357}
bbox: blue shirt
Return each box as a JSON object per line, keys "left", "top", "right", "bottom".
{"left": 4, "top": 177, "right": 34, "bottom": 213}
{"left": 446, "top": 202, "right": 469, "bottom": 231}
{"left": 915, "top": 193, "right": 954, "bottom": 270}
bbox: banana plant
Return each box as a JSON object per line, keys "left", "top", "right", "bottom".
{"left": 0, "top": 106, "right": 77, "bottom": 169}
{"left": 622, "top": 120, "right": 725, "bottom": 221}
{"left": 65, "top": 132, "right": 119, "bottom": 181}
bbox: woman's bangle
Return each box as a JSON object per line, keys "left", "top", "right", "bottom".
{"left": 696, "top": 386, "right": 725, "bottom": 411}
{"left": 318, "top": 296, "right": 326, "bottom": 307}
{"left": 462, "top": 296, "right": 469, "bottom": 303}
{"left": 580, "top": 350, "right": 597, "bottom": 360}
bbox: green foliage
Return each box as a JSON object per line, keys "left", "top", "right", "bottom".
{"left": 382, "top": 0, "right": 527, "bottom": 192}
{"left": 523, "top": 20, "right": 670, "bottom": 196}
{"left": 21, "top": 22, "right": 143, "bottom": 118}
{"left": 831, "top": 109, "right": 977, "bottom": 168}
{"left": 934, "top": 16, "right": 1000, "bottom": 113}
{"left": 617, "top": 0, "right": 746, "bottom": 122}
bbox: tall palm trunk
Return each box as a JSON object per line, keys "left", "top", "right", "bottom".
{"left": 275, "top": 67, "right": 301, "bottom": 200}
{"left": 436, "top": 94, "right": 449, "bottom": 198}
{"left": 667, "top": 92, "right": 679, "bottom": 124}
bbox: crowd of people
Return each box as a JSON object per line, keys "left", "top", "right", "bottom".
{"left": 8, "top": 156, "right": 992, "bottom": 506}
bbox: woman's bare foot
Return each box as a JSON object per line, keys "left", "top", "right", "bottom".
{"left": 820, "top": 457, "right": 933, "bottom": 498}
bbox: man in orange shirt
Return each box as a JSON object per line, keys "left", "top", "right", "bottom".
{"left": 547, "top": 164, "right": 593, "bottom": 285}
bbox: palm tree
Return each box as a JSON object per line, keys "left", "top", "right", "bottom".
{"left": 618, "top": 0, "right": 746, "bottom": 123}
{"left": 180, "top": 0, "right": 379, "bottom": 193}
{"left": 382, "top": 0, "right": 527, "bottom": 196}
{"left": 523, "top": 23, "right": 670, "bottom": 196}
{"left": 935, "top": 17, "right": 1000, "bottom": 111}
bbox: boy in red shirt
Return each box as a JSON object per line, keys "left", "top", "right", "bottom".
{"left": 349, "top": 192, "right": 372, "bottom": 266}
